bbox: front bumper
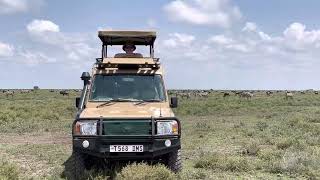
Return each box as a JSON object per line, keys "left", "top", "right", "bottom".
{"left": 72, "top": 117, "right": 181, "bottom": 160}
{"left": 73, "top": 136, "right": 180, "bottom": 159}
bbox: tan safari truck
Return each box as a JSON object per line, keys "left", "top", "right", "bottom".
{"left": 68, "top": 31, "right": 181, "bottom": 179}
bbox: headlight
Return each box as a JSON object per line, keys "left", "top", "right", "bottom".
{"left": 157, "top": 120, "right": 179, "bottom": 135}
{"left": 74, "top": 120, "right": 98, "bottom": 135}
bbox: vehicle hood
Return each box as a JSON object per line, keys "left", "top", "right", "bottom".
{"left": 79, "top": 102, "right": 174, "bottom": 118}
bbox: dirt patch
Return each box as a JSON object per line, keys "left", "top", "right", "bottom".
{"left": 0, "top": 150, "right": 54, "bottom": 178}
{"left": 0, "top": 132, "right": 72, "bottom": 178}
{"left": 0, "top": 132, "right": 71, "bottom": 145}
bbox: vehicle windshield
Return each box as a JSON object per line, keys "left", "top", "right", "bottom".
{"left": 90, "top": 74, "right": 166, "bottom": 102}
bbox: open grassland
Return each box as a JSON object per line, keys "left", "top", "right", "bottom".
{"left": 0, "top": 90, "right": 320, "bottom": 179}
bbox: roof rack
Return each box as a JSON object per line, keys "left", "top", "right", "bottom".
{"left": 98, "top": 30, "right": 156, "bottom": 46}
{"left": 98, "top": 30, "right": 157, "bottom": 59}
{"left": 95, "top": 58, "right": 160, "bottom": 70}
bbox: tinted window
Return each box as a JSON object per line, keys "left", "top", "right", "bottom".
{"left": 90, "top": 75, "right": 165, "bottom": 101}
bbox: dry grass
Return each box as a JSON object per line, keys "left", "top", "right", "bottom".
{"left": 0, "top": 90, "right": 320, "bottom": 179}
{"left": 116, "top": 163, "right": 176, "bottom": 180}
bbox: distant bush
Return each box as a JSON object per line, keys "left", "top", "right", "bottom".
{"left": 195, "top": 122, "right": 211, "bottom": 131}
{"left": 116, "top": 163, "right": 176, "bottom": 180}
{"left": 242, "top": 142, "right": 260, "bottom": 156}
{"left": 256, "top": 121, "right": 268, "bottom": 131}
{"left": 194, "top": 153, "right": 252, "bottom": 172}
{"left": 276, "top": 138, "right": 294, "bottom": 150}
{"left": 258, "top": 148, "right": 320, "bottom": 178}
{"left": 0, "top": 161, "right": 19, "bottom": 180}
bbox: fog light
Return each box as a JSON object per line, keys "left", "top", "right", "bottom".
{"left": 82, "top": 140, "right": 89, "bottom": 148}
{"left": 165, "top": 139, "right": 171, "bottom": 147}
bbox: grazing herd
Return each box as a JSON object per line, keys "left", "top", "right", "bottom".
{"left": 169, "top": 89, "right": 320, "bottom": 101}
{"left": 1, "top": 89, "right": 319, "bottom": 100}
{"left": 1, "top": 89, "right": 81, "bottom": 98}
{"left": 171, "top": 90, "right": 210, "bottom": 99}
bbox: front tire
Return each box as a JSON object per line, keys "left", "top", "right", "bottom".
{"left": 65, "top": 150, "right": 87, "bottom": 180}
{"left": 165, "top": 149, "right": 182, "bottom": 173}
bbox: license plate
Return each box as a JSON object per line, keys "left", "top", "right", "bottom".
{"left": 110, "top": 145, "right": 144, "bottom": 152}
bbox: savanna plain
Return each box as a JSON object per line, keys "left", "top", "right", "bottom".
{"left": 0, "top": 90, "right": 320, "bottom": 179}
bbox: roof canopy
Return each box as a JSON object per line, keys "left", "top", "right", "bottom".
{"left": 98, "top": 30, "right": 157, "bottom": 46}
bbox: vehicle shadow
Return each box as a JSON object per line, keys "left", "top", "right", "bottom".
{"left": 61, "top": 155, "right": 122, "bottom": 180}
{"left": 61, "top": 155, "right": 161, "bottom": 180}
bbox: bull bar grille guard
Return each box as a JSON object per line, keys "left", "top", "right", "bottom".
{"left": 72, "top": 117, "right": 181, "bottom": 139}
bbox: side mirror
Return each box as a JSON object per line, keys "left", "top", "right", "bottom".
{"left": 81, "top": 72, "right": 91, "bottom": 85}
{"left": 75, "top": 97, "right": 80, "bottom": 108}
{"left": 170, "top": 97, "right": 178, "bottom": 108}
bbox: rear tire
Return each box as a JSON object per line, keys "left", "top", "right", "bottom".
{"left": 65, "top": 150, "right": 87, "bottom": 180}
{"left": 165, "top": 149, "right": 182, "bottom": 173}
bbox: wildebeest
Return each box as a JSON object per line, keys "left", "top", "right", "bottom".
{"left": 300, "top": 91, "right": 306, "bottom": 94}
{"left": 20, "top": 90, "right": 30, "bottom": 94}
{"left": 178, "top": 92, "right": 191, "bottom": 99}
{"left": 5, "top": 91, "right": 14, "bottom": 98}
{"left": 197, "top": 91, "right": 209, "bottom": 98}
{"left": 285, "top": 91, "right": 294, "bottom": 99}
{"left": 239, "top": 92, "right": 253, "bottom": 100}
{"left": 223, "top": 92, "right": 230, "bottom": 98}
{"left": 60, "top": 90, "right": 69, "bottom": 96}
{"left": 266, "top": 91, "right": 273, "bottom": 96}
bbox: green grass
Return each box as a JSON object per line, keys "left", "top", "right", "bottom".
{"left": 0, "top": 90, "right": 320, "bottom": 179}
{"left": 116, "top": 163, "right": 176, "bottom": 180}
{"left": 0, "top": 160, "right": 19, "bottom": 180}
{"left": 0, "top": 90, "right": 77, "bottom": 133}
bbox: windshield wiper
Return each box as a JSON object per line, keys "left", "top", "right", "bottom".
{"left": 143, "top": 99, "right": 162, "bottom": 102}
{"left": 96, "top": 100, "right": 115, "bottom": 108}
{"left": 134, "top": 99, "right": 162, "bottom": 105}
{"left": 96, "top": 98, "right": 143, "bottom": 108}
{"left": 113, "top": 98, "right": 143, "bottom": 102}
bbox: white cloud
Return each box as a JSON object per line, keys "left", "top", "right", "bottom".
{"left": 242, "top": 22, "right": 274, "bottom": 42}
{"left": 227, "top": 43, "right": 250, "bottom": 52}
{"left": 19, "top": 51, "right": 56, "bottom": 65}
{"left": 284, "top": 23, "right": 307, "bottom": 41}
{"left": 163, "top": 0, "right": 242, "bottom": 28}
{"left": 0, "top": 0, "right": 27, "bottom": 14}
{"left": 0, "top": 42, "right": 14, "bottom": 57}
{"left": 209, "top": 34, "right": 234, "bottom": 45}
{"left": 26, "top": 20, "right": 96, "bottom": 61}
{"left": 163, "top": 33, "right": 195, "bottom": 48}
{"left": 160, "top": 21, "right": 320, "bottom": 75}
{"left": 242, "top": 22, "right": 257, "bottom": 32}
{"left": 23, "top": 19, "right": 98, "bottom": 67}
{"left": 283, "top": 22, "right": 320, "bottom": 50}
{"left": 208, "top": 34, "right": 251, "bottom": 52}
{"left": 258, "top": 31, "right": 271, "bottom": 41}
{"left": 27, "top": 19, "right": 60, "bottom": 34}
{"left": 0, "top": 0, "right": 43, "bottom": 14}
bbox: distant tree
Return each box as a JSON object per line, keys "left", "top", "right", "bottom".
{"left": 33, "top": 86, "right": 40, "bottom": 90}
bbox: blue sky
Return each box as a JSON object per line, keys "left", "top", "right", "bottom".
{"left": 1, "top": 0, "right": 320, "bottom": 90}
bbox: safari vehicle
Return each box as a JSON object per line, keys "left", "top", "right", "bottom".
{"left": 68, "top": 30, "right": 181, "bottom": 179}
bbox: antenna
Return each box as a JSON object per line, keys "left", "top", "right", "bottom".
{"left": 159, "top": 103, "right": 162, "bottom": 117}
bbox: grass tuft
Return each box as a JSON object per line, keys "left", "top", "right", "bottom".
{"left": 0, "top": 160, "right": 19, "bottom": 180}
{"left": 194, "top": 153, "right": 252, "bottom": 172}
{"left": 116, "top": 163, "right": 176, "bottom": 180}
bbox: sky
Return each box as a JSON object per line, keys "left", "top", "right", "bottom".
{"left": 1, "top": 0, "right": 320, "bottom": 90}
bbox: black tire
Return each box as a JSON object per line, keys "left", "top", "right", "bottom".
{"left": 64, "top": 150, "right": 87, "bottom": 180}
{"left": 165, "top": 149, "right": 182, "bottom": 173}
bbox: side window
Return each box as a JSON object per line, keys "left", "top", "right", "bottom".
{"left": 91, "top": 76, "right": 99, "bottom": 100}
{"left": 154, "top": 75, "right": 165, "bottom": 100}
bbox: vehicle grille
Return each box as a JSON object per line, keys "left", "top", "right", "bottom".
{"left": 103, "top": 120, "right": 152, "bottom": 135}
